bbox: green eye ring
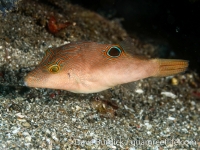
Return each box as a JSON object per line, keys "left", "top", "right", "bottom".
{"left": 48, "top": 64, "right": 60, "bottom": 73}
{"left": 107, "top": 46, "right": 122, "bottom": 57}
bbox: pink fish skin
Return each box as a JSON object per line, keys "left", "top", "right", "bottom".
{"left": 24, "top": 41, "right": 188, "bottom": 93}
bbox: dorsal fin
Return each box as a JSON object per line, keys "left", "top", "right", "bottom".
{"left": 119, "top": 38, "right": 135, "bottom": 54}
{"left": 119, "top": 38, "right": 149, "bottom": 60}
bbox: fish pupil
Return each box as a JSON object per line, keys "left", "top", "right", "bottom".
{"left": 107, "top": 46, "right": 121, "bottom": 57}
{"left": 48, "top": 65, "right": 60, "bottom": 73}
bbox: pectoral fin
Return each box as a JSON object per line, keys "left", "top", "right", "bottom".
{"left": 153, "top": 59, "right": 189, "bottom": 77}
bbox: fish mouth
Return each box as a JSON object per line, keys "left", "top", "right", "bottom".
{"left": 24, "top": 81, "right": 28, "bottom": 86}
{"left": 23, "top": 74, "right": 31, "bottom": 87}
{"left": 18, "top": 77, "right": 28, "bottom": 87}
{"left": 24, "top": 75, "right": 35, "bottom": 87}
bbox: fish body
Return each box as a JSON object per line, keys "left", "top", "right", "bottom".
{"left": 25, "top": 41, "right": 188, "bottom": 93}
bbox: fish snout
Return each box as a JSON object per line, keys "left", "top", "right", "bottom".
{"left": 24, "top": 73, "right": 41, "bottom": 88}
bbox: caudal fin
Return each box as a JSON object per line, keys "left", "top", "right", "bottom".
{"left": 153, "top": 59, "right": 189, "bottom": 77}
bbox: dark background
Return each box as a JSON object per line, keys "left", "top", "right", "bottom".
{"left": 70, "top": 0, "right": 200, "bottom": 74}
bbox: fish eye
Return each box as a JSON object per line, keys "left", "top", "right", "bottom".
{"left": 107, "top": 46, "right": 121, "bottom": 57}
{"left": 48, "top": 64, "right": 60, "bottom": 73}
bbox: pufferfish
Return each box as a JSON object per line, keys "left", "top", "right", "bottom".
{"left": 25, "top": 41, "right": 188, "bottom": 93}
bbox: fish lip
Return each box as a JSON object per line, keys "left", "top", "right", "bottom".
{"left": 19, "top": 77, "right": 28, "bottom": 87}
{"left": 24, "top": 81, "right": 28, "bottom": 86}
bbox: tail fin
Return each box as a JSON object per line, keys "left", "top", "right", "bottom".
{"left": 154, "top": 59, "right": 189, "bottom": 77}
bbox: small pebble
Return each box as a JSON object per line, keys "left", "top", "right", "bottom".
{"left": 22, "top": 122, "right": 31, "bottom": 127}
{"left": 167, "top": 116, "right": 176, "bottom": 120}
{"left": 135, "top": 89, "right": 144, "bottom": 94}
{"left": 161, "top": 92, "right": 177, "bottom": 99}
{"left": 171, "top": 77, "right": 178, "bottom": 85}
